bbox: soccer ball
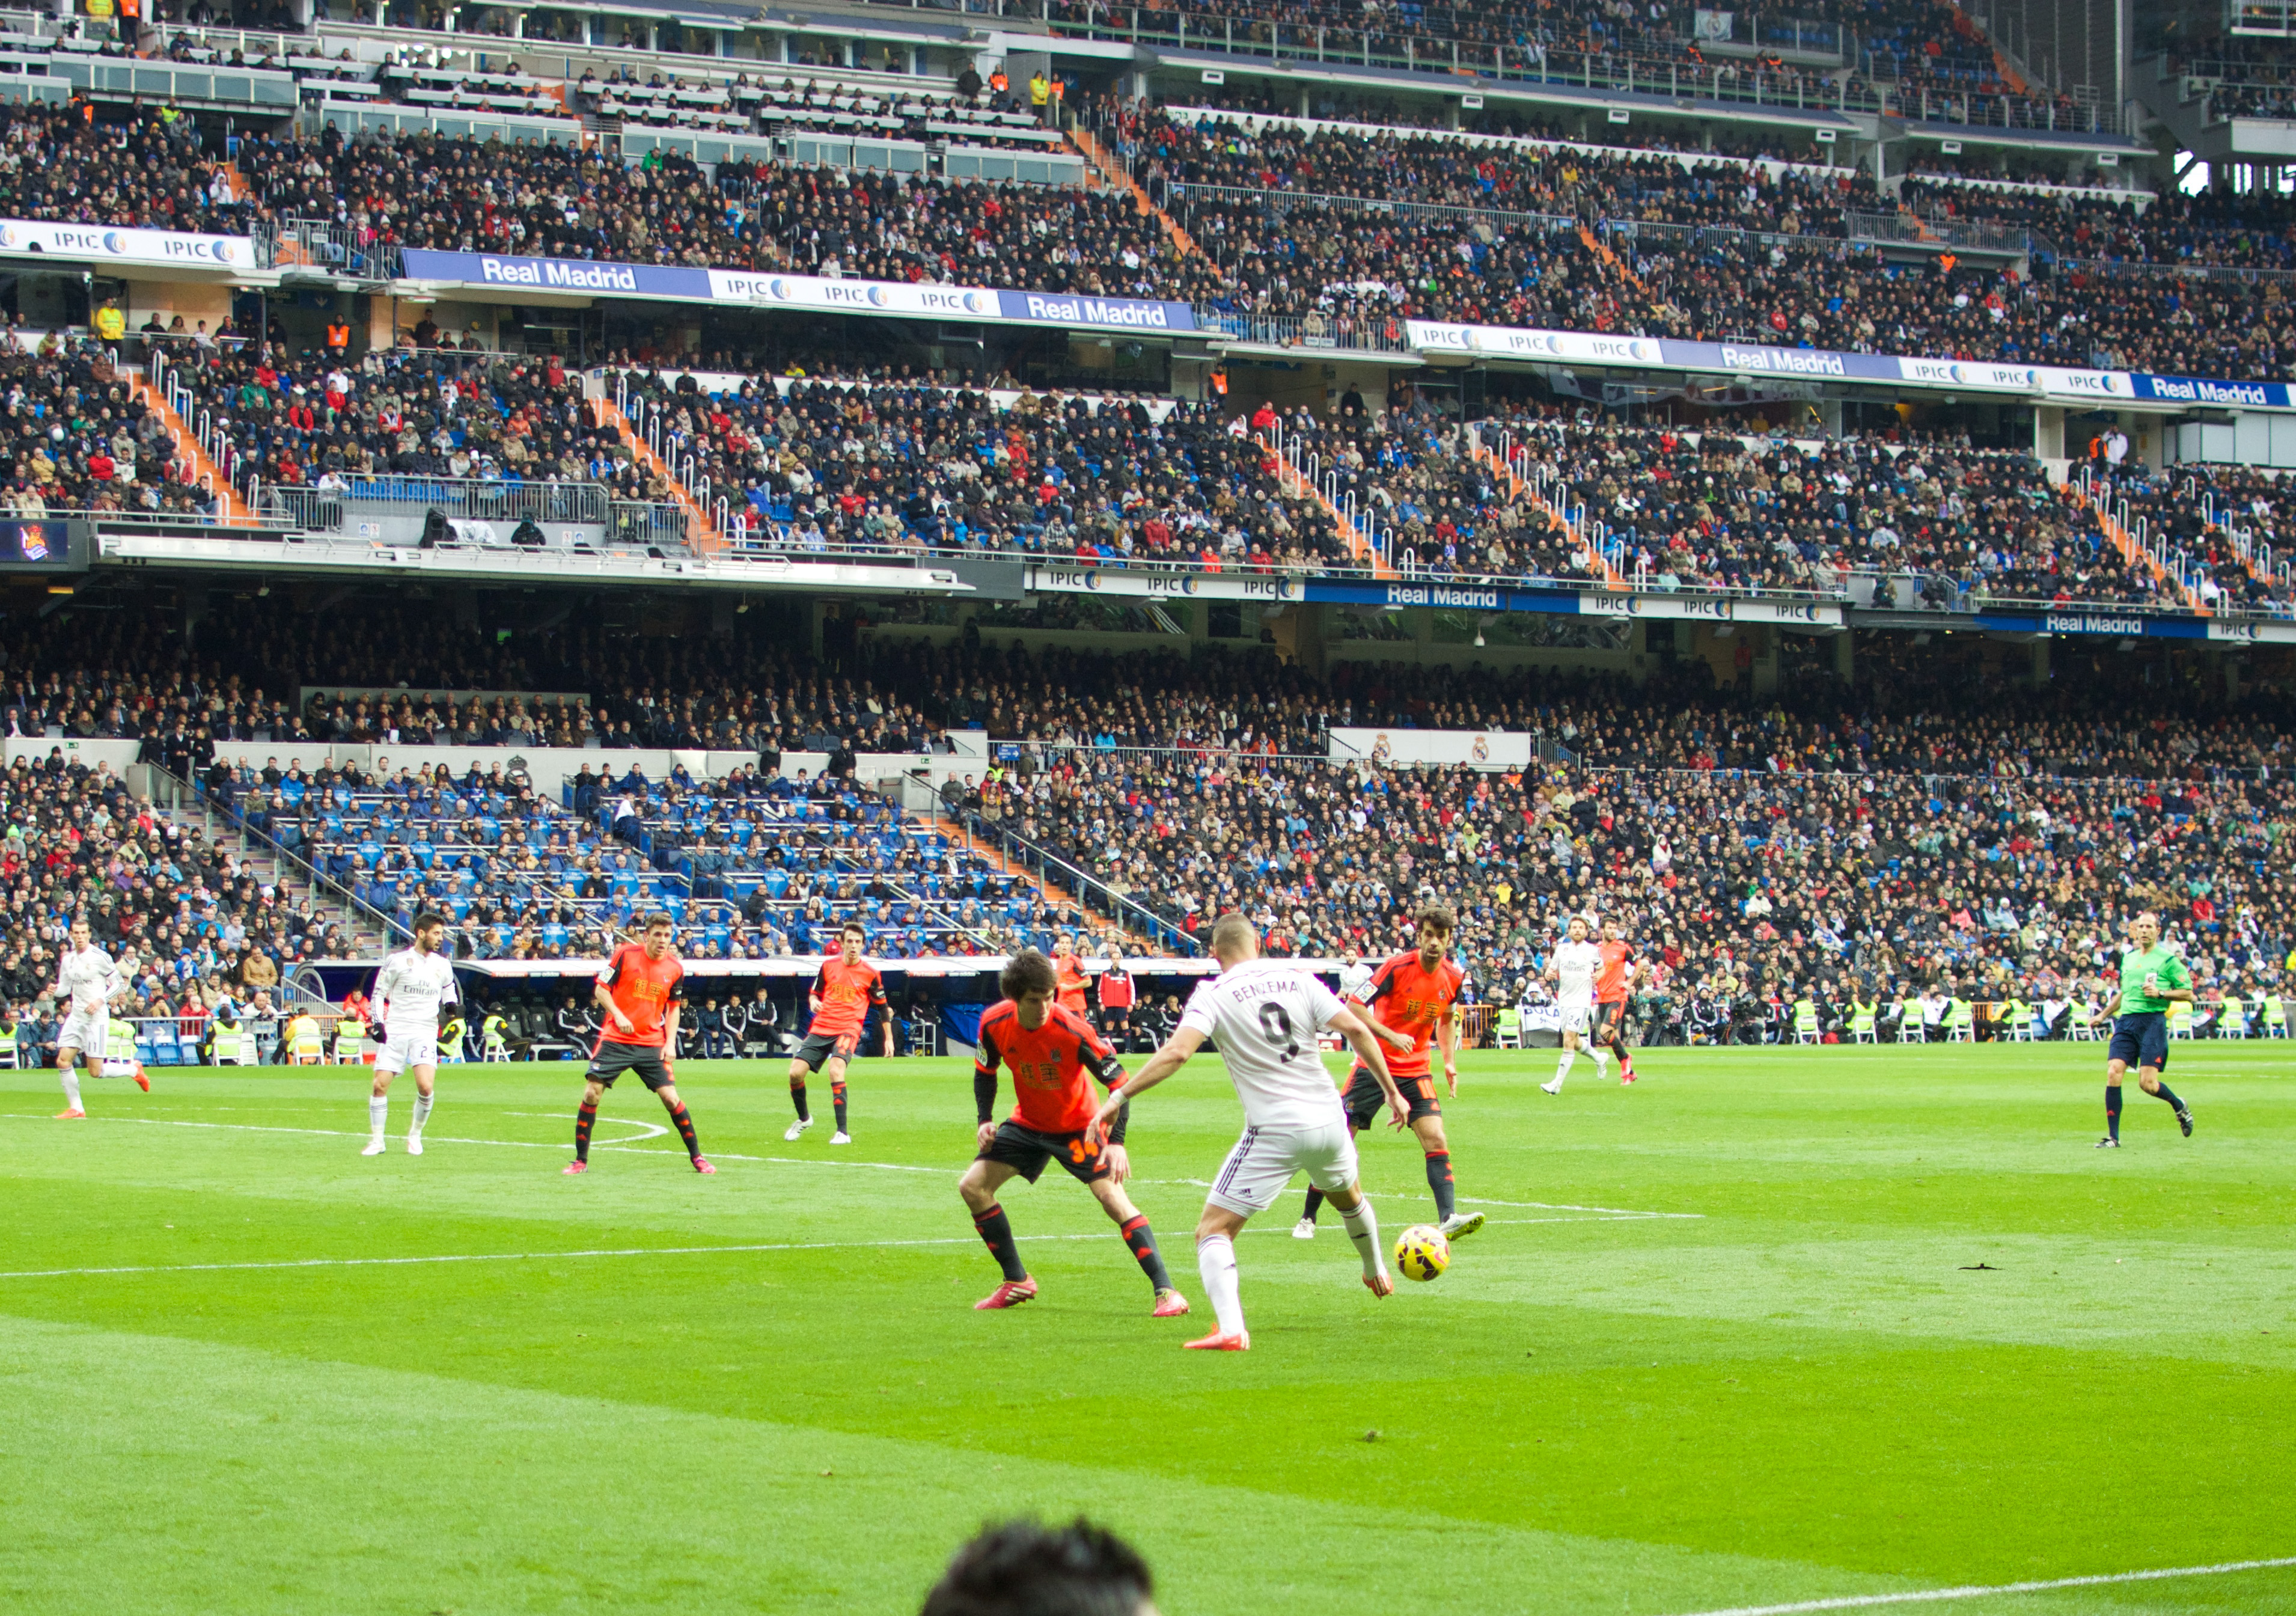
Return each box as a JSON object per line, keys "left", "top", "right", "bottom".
{"left": 1394, "top": 1224, "right": 1450, "bottom": 1282}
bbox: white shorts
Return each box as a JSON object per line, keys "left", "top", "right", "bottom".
{"left": 58, "top": 1007, "right": 106, "bottom": 1055}
{"left": 1205, "top": 1119, "right": 1359, "bottom": 1218}
{"left": 374, "top": 1027, "right": 440, "bottom": 1076}
{"left": 1559, "top": 999, "right": 1594, "bottom": 1036}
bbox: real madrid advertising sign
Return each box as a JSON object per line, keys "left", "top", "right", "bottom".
{"left": 1400, "top": 319, "right": 2279, "bottom": 409}
{"left": 397, "top": 250, "right": 1197, "bottom": 333}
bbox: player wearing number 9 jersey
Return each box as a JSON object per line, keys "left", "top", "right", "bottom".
{"left": 1099, "top": 911, "right": 1412, "bottom": 1350}
{"left": 957, "top": 948, "right": 1191, "bottom": 1318}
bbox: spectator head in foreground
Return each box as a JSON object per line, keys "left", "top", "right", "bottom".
{"left": 921, "top": 1518, "right": 1156, "bottom": 1616}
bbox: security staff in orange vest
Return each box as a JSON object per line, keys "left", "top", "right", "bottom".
{"left": 325, "top": 319, "right": 352, "bottom": 353}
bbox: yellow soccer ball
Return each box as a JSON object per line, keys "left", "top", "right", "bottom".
{"left": 1394, "top": 1223, "right": 1450, "bottom": 1282}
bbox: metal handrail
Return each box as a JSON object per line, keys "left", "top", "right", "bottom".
{"left": 150, "top": 764, "right": 417, "bottom": 952}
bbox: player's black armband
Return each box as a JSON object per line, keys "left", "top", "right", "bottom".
{"left": 972, "top": 1067, "right": 997, "bottom": 1125}
{"left": 1106, "top": 1096, "right": 1129, "bottom": 1146}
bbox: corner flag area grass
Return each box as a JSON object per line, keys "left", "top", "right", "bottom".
{"left": 2, "top": 1045, "right": 2292, "bottom": 1615}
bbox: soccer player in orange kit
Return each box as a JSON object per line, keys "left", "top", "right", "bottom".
{"left": 786, "top": 921, "right": 891, "bottom": 1145}
{"left": 957, "top": 948, "right": 1190, "bottom": 1317}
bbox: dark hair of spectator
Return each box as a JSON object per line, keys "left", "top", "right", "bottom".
{"left": 919, "top": 1518, "right": 1153, "bottom": 1616}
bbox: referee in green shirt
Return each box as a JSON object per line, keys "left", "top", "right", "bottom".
{"left": 2100, "top": 911, "right": 2197, "bottom": 1148}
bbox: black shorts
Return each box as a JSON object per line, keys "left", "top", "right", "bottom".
{"left": 1342, "top": 1064, "right": 1441, "bottom": 1127}
{"left": 1594, "top": 1000, "right": 1628, "bottom": 1040}
{"left": 2108, "top": 1012, "right": 2170, "bottom": 1073}
{"left": 588, "top": 1039, "right": 673, "bottom": 1091}
{"left": 792, "top": 1030, "right": 859, "bottom": 1072}
{"left": 977, "top": 1120, "right": 1111, "bottom": 1184}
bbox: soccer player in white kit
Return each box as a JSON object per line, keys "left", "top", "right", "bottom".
{"left": 365, "top": 911, "right": 459, "bottom": 1156}
{"left": 1097, "top": 911, "right": 1412, "bottom": 1352}
{"left": 52, "top": 917, "right": 147, "bottom": 1118}
{"left": 1541, "top": 914, "right": 1602, "bottom": 1094}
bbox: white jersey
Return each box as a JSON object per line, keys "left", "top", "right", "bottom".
{"left": 1179, "top": 957, "right": 1350, "bottom": 1130}
{"left": 374, "top": 947, "right": 459, "bottom": 1035}
{"left": 1552, "top": 939, "right": 1601, "bottom": 1005}
{"left": 1337, "top": 959, "right": 1375, "bottom": 1002}
{"left": 56, "top": 944, "right": 121, "bottom": 1015}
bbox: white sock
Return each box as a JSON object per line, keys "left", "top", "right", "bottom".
{"left": 369, "top": 1095, "right": 388, "bottom": 1139}
{"left": 1593, "top": 1047, "right": 1612, "bottom": 1077}
{"left": 1339, "top": 1196, "right": 1386, "bottom": 1282}
{"left": 1196, "top": 1233, "right": 1245, "bottom": 1336}
{"left": 59, "top": 1068, "right": 82, "bottom": 1112}
{"left": 1554, "top": 1050, "right": 1575, "bottom": 1084}
{"left": 411, "top": 1092, "right": 433, "bottom": 1134}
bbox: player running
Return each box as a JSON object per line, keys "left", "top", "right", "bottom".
{"left": 958, "top": 947, "right": 1189, "bottom": 1317}
{"left": 364, "top": 910, "right": 457, "bottom": 1156}
{"left": 1541, "top": 914, "right": 1602, "bottom": 1094}
{"left": 2098, "top": 910, "right": 2196, "bottom": 1148}
{"left": 1294, "top": 904, "right": 1485, "bottom": 1244}
{"left": 1592, "top": 917, "right": 1638, "bottom": 1085}
{"left": 50, "top": 916, "right": 147, "bottom": 1118}
{"left": 786, "top": 921, "right": 890, "bottom": 1145}
{"left": 1100, "top": 911, "right": 1411, "bottom": 1351}
{"left": 564, "top": 912, "right": 713, "bottom": 1176}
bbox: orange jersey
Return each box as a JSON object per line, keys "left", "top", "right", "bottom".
{"left": 1054, "top": 956, "right": 1090, "bottom": 1017}
{"left": 596, "top": 943, "right": 683, "bottom": 1048}
{"left": 808, "top": 955, "right": 887, "bottom": 1038}
{"left": 1593, "top": 940, "right": 1635, "bottom": 1003}
{"left": 1352, "top": 950, "right": 1464, "bottom": 1077}
{"left": 974, "top": 999, "right": 1125, "bottom": 1134}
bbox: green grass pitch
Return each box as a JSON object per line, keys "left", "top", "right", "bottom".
{"left": 2, "top": 1044, "right": 2292, "bottom": 1615}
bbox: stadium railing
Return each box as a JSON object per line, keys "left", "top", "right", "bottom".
{"left": 148, "top": 762, "right": 421, "bottom": 953}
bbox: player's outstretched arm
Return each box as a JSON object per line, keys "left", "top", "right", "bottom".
{"left": 1095, "top": 1027, "right": 1204, "bottom": 1128}
{"left": 1331, "top": 1005, "right": 1411, "bottom": 1129}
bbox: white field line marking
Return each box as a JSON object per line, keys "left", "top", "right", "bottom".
{"left": 0, "top": 1214, "right": 1605, "bottom": 1284}
{"left": 504, "top": 1112, "right": 668, "bottom": 1145}
{"left": 1461, "top": 1195, "right": 1703, "bottom": 1219}
{"left": 0, "top": 1232, "right": 1119, "bottom": 1282}
{"left": 5, "top": 1115, "right": 1704, "bottom": 1223}
{"left": 1667, "top": 1556, "right": 2296, "bottom": 1616}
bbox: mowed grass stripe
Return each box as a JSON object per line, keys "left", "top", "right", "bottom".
{"left": 0, "top": 1314, "right": 2084, "bottom": 1616}
{"left": 0, "top": 1048, "right": 2288, "bottom": 1613}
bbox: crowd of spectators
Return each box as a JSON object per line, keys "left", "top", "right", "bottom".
{"left": 0, "top": 749, "right": 340, "bottom": 1068}
{"left": 163, "top": 343, "right": 659, "bottom": 498}
{"left": 939, "top": 656, "right": 2296, "bottom": 1037}
{"left": 0, "top": 339, "right": 211, "bottom": 519}
{"left": 594, "top": 367, "right": 2245, "bottom": 611}
{"left": 4, "top": 82, "right": 2291, "bottom": 387}
{"left": 8, "top": 611, "right": 2296, "bottom": 1054}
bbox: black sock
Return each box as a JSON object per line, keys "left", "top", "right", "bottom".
{"left": 2105, "top": 1085, "right": 2122, "bottom": 1139}
{"left": 667, "top": 1100, "right": 701, "bottom": 1160}
{"left": 831, "top": 1080, "right": 848, "bottom": 1132}
{"left": 790, "top": 1079, "right": 809, "bottom": 1121}
{"left": 1120, "top": 1214, "right": 1173, "bottom": 1291}
{"left": 2152, "top": 1081, "right": 2185, "bottom": 1111}
{"left": 974, "top": 1202, "right": 1027, "bottom": 1282}
{"left": 1425, "top": 1151, "right": 1456, "bottom": 1220}
{"left": 1612, "top": 1038, "right": 1634, "bottom": 1073}
{"left": 574, "top": 1100, "right": 596, "bottom": 1162}
{"left": 1301, "top": 1186, "right": 1327, "bottom": 1224}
